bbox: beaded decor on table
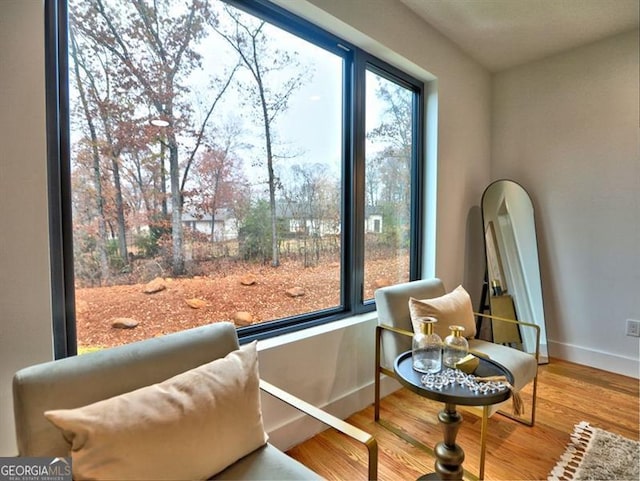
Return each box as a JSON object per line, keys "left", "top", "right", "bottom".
{"left": 420, "top": 367, "right": 525, "bottom": 415}
{"left": 420, "top": 367, "right": 510, "bottom": 394}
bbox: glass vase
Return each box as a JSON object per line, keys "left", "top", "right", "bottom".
{"left": 412, "top": 317, "right": 442, "bottom": 373}
{"left": 443, "top": 325, "right": 469, "bottom": 368}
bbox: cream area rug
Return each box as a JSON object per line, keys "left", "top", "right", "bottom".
{"left": 548, "top": 421, "right": 640, "bottom": 481}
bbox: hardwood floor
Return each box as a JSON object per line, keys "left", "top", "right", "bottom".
{"left": 287, "top": 358, "right": 639, "bottom": 480}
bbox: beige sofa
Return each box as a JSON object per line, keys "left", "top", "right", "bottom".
{"left": 13, "top": 322, "right": 377, "bottom": 480}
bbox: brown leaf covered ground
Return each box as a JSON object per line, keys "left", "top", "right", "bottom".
{"left": 76, "top": 256, "right": 406, "bottom": 349}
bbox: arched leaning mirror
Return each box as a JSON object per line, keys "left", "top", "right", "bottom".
{"left": 481, "top": 180, "right": 549, "bottom": 363}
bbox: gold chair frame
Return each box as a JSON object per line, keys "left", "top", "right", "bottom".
{"left": 374, "top": 312, "right": 539, "bottom": 480}
{"left": 261, "top": 379, "right": 378, "bottom": 480}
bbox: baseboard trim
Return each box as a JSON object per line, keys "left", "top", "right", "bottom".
{"left": 266, "top": 375, "right": 401, "bottom": 451}
{"left": 548, "top": 340, "right": 639, "bottom": 379}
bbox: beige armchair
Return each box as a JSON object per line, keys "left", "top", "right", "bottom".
{"left": 13, "top": 322, "right": 377, "bottom": 480}
{"left": 374, "top": 278, "right": 539, "bottom": 480}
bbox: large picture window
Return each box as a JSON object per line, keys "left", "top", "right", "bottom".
{"left": 49, "top": 0, "right": 424, "bottom": 355}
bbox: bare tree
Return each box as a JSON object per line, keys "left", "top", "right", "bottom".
{"left": 69, "top": 29, "right": 110, "bottom": 282}
{"left": 281, "top": 163, "right": 339, "bottom": 266}
{"left": 367, "top": 79, "right": 413, "bottom": 210}
{"left": 213, "top": 6, "right": 306, "bottom": 267}
{"left": 189, "top": 120, "right": 246, "bottom": 243}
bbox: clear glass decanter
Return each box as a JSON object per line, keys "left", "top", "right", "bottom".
{"left": 412, "top": 317, "right": 442, "bottom": 373}
{"left": 443, "top": 325, "right": 469, "bottom": 368}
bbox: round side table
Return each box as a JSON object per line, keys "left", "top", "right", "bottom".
{"left": 394, "top": 351, "right": 513, "bottom": 480}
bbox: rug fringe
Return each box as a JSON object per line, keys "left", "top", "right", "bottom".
{"left": 547, "top": 422, "right": 595, "bottom": 481}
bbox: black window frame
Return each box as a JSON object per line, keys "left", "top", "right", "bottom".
{"left": 45, "top": 0, "right": 424, "bottom": 357}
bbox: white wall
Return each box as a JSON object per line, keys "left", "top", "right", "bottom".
{"left": 0, "top": 0, "right": 492, "bottom": 455}
{"left": 0, "top": 0, "right": 55, "bottom": 456}
{"left": 492, "top": 29, "right": 640, "bottom": 378}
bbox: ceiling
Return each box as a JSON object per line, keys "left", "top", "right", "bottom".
{"left": 398, "top": 0, "right": 640, "bottom": 71}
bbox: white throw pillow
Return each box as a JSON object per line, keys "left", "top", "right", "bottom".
{"left": 45, "top": 341, "right": 267, "bottom": 481}
{"left": 408, "top": 285, "right": 477, "bottom": 339}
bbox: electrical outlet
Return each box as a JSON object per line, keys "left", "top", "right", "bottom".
{"left": 626, "top": 319, "right": 640, "bottom": 337}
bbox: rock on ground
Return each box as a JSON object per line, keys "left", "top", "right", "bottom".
{"left": 143, "top": 277, "right": 166, "bottom": 294}
{"left": 111, "top": 318, "right": 139, "bottom": 329}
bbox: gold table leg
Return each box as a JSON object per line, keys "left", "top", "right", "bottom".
{"left": 420, "top": 403, "right": 464, "bottom": 480}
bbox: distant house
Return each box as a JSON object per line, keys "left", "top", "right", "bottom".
{"left": 182, "top": 208, "right": 238, "bottom": 241}
{"left": 364, "top": 206, "right": 383, "bottom": 234}
{"left": 276, "top": 202, "right": 383, "bottom": 236}
{"left": 182, "top": 204, "right": 383, "bottom": 240}
{"left": 276, "top": 202, "right": 340, "bottom": 237}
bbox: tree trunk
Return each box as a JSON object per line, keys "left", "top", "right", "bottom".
{"left": 133, "top": 152, "right": 152, "bottom": 215}
{"left": 98, "top": 115, "right": 128, "bottom": 267}
{"left": 160, "top": 141, "right": 168, "bottom": 219}
{"left": 70, "top": 33, "right": 110, "bottom": 283}
{"left": 168, "top": 138, "right": 184, "bottom": 275}
{"left": 210, "top": 169, "right": 222, "bottom": 243}
{"left": 267, "top": 147, "right": 279, "bottom": 267}
{"left": 110, "top": 152, "right": 128, "bottom": 265}
{"left": 258, "top": 81, "right": 279, "bottom": 267}
{"left": 210, "top": 202, "right": 216, "bottom": 242}
{"left": 89, "top": 141, "right": 110, "bottom": 281}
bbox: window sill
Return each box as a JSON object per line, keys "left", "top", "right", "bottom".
{"left": 256, "top": 311, "right": 378, "bottom": 352}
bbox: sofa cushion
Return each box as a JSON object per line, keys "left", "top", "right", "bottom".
{"left": 409, "top": 285, "right": 477, "bottom": 339}
{"left": 210, "top": 444, "right": 323, "bottom": 480}
{"left": 468, "top": 339, "right": 538, "bottom": 392}
{"left": 45, "top": 341, "right": 267, "bottom": 481}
